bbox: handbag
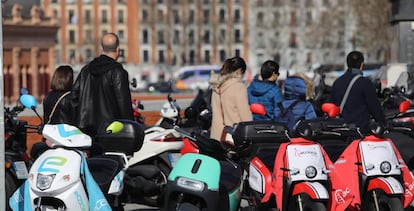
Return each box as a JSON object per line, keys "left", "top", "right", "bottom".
{"left": 46, "top": 91, "right": 71, "bottom": 124}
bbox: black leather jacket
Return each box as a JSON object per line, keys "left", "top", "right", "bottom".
{"left": 71, "top": 55, "right": 133, "bottom": 136}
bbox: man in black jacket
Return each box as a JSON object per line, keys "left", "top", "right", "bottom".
{"left": 71, "top": 32, "right": 133, "bottom": 136}
{"left": 330, "top": 51, "right": 386, "bottom": 134}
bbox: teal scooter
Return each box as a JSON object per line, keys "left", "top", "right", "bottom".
{"left": 163, "top": 127, "right": 244, "bottom": 211}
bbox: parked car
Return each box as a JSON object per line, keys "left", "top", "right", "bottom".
{"left": 147, "top": 80, "right": 174, "bottom": 93}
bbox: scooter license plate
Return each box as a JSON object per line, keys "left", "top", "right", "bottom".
{"left": 13, "top": 161, "right": 28, "bottom": 179}
{"left": 168, "top": 153, "right": 182, "bottom": 167}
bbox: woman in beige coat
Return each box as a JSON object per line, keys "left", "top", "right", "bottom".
{"left": 209, "top": 56, "right": 253, "bottom": 142}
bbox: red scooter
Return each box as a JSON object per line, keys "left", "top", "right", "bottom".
{"left": 245, "top": 103, "right": 354, "bottom": 211}
{"left": 325, "top": 101, "right": 414, "bottom": 210}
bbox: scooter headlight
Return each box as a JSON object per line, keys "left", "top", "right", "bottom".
{"left": 305, "top": 166, "right": 317, "bottom": 179}
{"left": 37, "top": 173, "right": 56, "bottom": 190}
{"left": 380, "top": 161, "right": 392, "bottom": 174}
{"left": 177, "top": 177, "right": 205, "bottom": 191}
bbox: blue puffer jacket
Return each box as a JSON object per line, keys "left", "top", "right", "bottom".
{"left": 247, "top": 79, "right": 283, "bottom": 120}
{"left": 274, "top": 76, "right": 316, "bottom": 130}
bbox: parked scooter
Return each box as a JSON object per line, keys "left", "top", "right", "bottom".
{"left": 244, "top": 103, "right": 354, "bottom": 211}
{"left": 163, "top": 126, "right": 245, "bottom": 211}
{"left": 4, "top": 104, "right": 31, "bottom": 211}
{"left": 124, "top": 90, "right": 212, "bottom": 207}
{"left": 315, "top": 103, "right": 414, "bottom": 211}
{"left": 9, "top": 93, "right": 145, "bottom": 210}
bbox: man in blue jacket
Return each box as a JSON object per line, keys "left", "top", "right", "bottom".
{"left": 248, "top": 60, "right": 283, "bottom": 120}
{"left": 330, "top": 51, "right": 386, "bottom": 134}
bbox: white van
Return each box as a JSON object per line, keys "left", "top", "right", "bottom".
{"left": 174, "top": 65, "right": 221, "bottom": 91}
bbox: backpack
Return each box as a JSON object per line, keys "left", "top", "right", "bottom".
{"left": 274, "top": 99, "right": 302, "bottom": 131}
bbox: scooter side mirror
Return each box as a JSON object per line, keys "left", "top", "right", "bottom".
{"left": 20, "top": 94, "right": 37, "bottom": 110}
{"left": 321, "top": 103, "right": 340, "bottom": 118}
{"left": 106, "top": 121, "right": 124, "bottom": 134}
{"left": 250, "top": 103, "right": 266, "bottom": 116}
{"left": 399, "top": 100, "right": 411, "bottom": 113}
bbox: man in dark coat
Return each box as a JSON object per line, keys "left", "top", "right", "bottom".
{"left": 330, "top": 51, "right": 386, "bottom": 134}
{"left": 71, "top": 32, "right": 133, "bottom": 136}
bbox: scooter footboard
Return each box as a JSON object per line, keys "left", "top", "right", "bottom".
{"left": 367, "top": 176, "right": 404, "bottom": 194}
{"left": 292, "top": 181, "right": 329, "bottom": 200}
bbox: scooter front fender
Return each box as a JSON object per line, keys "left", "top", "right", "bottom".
{"left": 292, "top": 181, "right": 329, "bottom": 200}
{"left": 249, "top": 157, "right": 272, "bottom": 195}
{"left": 367, "top": 176, "right": 404, "bottom": 194}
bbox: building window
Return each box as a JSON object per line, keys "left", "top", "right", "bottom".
{"left": 235, "top": 29, "right": 241, "bottom": 43}
{"left": 86, "top": 49, "right": 92, "bottom": 61}
{"left": 69, "top": 30, "right": 75, "bottom": 43}
{"left": 219, "top": 9, "right": 225, "bottom": 23}
{"left": 143, "top": 30, "right": 148, "bottom": 44}
{"left": 235, "top": 49, "right": 240, "bottom": 57}
{"left": 159, "top": 50, "right": 165, "bottom": 63}
{"left": 219, "top": 29, "right": 226, "bottom": 44}
{"left": 203, "top": 30, "right": 210, "bottom": 44}
{"left": 101, "top": 10, "right": 108, "bottom": 23}
{"left": 188, "top": 10, "right": 195, "bottom": 24}
{"left": 173, "top": 30, "right": 180, "bottom": 44}
{"left": 68, "top": 10, "right": 77, "bottom": 24}
{"left": 189, "top": 30, "right": 194, "bottom": 45}
{"left": 189, "top": 50, "right": 195, "bottom": 64}
{"left": 118, "top": 10, "right": 124, "bottom": 23}
{"left": 306, "top": 11, "right": 312, "bottom": 25}
{"left": 204, "top": 50, "right": 210, "bottom": 63}
{"left": 289, "top": 32, "right": 297, "bottom": 48}
{"left": 85, "top": 29, "right": 92, "bottom": 43}
{"left": 158, "top": 9, "right": 164, "bottom": 22}
{"left": 69, "top": 49, "right": 76, "bottom": 63}
{"left": 234, "top": 9, "right": 240, "bottom": 23}
{"left": 158, "top": 31, "right": 165, "bottom": 44}
{"left": 257, "top": 12, "right": 264, "bottom": 26}
{"left": 85, "top": 10, "right": 91, "bottom": 24}
{"left": 142, "top": 10, "right": 148, "bottom": 22}
{"left": 203, "top": 10, "right": 209, "bottom": 24}
{"left": 219, "top": 49, "right": 226, "bottom": 62}
{"left": 143, "top": 50, "right": 149, "bottom": 63}
{"left": 173, "top": 10, "right": 180, "bottom": 24}
{"left": 118, "top": 30, "right": 125, "bottom": 42}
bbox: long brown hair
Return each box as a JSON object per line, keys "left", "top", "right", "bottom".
{"left": 50, "top": 65, "right": 74, "bottom": 91}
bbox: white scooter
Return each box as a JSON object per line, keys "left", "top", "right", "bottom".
{"left": 124, "top": 91, "right": 212, "bottom": 207}
{"left": 9, "top": 94, "right": 145, "bottom": 211}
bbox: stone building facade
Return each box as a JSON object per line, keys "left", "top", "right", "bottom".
{"left": 3, "top": 1, "right": 59, "bottom": 104}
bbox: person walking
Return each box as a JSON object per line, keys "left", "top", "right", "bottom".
{"left": 32, "top": 65, "right": 75, "bottom": 159}
{"left": 209, "top": 56, "right": 253, "bottom": 142}
{"left": 71, "top": 32, "right": 133, "bottom": 137}
{"left": 330, "top": 50, "right": 386, "bottom": 134}
{"left": 247, "top": 60, "right": 283, "bottom": 120}
{"left": 43, "top": 65, "right": 74, "bottom": 125}
{"left": 274, "top": 72, "right": 317, "bottom": 132}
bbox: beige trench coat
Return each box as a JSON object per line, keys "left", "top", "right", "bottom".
{"left": 210, "top": 76, "right": 253, "bottom": 141}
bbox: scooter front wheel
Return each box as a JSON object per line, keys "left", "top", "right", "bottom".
{"left": 363, "top": 190, "right": 404, "bottom": 211}
{"left": 288, "top": 194, "right": 326, "bottom": 211}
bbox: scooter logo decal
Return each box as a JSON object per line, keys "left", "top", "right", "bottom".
{"left": 57, "top": 124, "right": 82, "bottom": 138}
{"left": 294, "top": 147, "right": 317, "bottom": 157}
{"left": 95, "top": 199, "right": 109, "bottom": 210}
{"left": 38, "top": 156, "right": 67, "bottom": 173}
{"left": 334, "top": 188, "right": 350, "bottom": 204}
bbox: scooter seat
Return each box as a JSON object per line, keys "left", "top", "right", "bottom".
{"left": 219, "top": 161, "right": 243, "bottom": 192}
